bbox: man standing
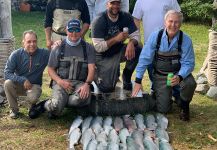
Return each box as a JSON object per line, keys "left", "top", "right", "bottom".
{"left": 4, "top": 30, "right": 50, "bottom": 119}
{"left": 132, "top": 10, "right": 196, "bottom": 121}
{"left": 37, "top": 19, "right": 95, "bottom": 119}
{"left": 132, "top": 0, "right": 181, "bottom": 94}
{"left": 91, "top": 0, "right": 141, "bottom": 93}
{"left": 44, "top": 0, "right": 90, "bottom": 49}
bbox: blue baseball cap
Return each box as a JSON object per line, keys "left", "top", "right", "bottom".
{"left": 67, "top": 19, "right": 81, "bottom": 33}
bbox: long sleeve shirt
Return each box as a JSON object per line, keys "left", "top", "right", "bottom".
{"left": 4, "top": 48, "right": 50, "bottom": 85}
{"left": 136, "top": 29, "right": 195, "bottom": 80}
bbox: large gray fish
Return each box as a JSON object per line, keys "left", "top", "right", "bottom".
{"left": 119, "top": 128, "right": 130, "bottom": 144}
{"left": 82, "top": 116, "right": 93, "bottom": 133}
{"left": 107, "top": 142, "right": 119, "bottom": 150}
{"left": 155, "top": 128, "right": 169, "bottom": 142}
{"left": 155, "top": 113, "right": 168, "bottom": 130}
{"left": 134, "top": 114, "right": 146, "bottom": 131}
{"left": 113, "top": 117, "right": 124, "bottom": 132}
{"left": 68, "top": 116, "right": 83, "bottom": 137}
{"left": 87, "top": 139, "right": 97, "bottom": 150}
{"left": 69, "top": 128, "right": 81, "bottom": 150}
{"left": 90, "top": 116, "right": 103, "bottom": 134}
{"left": 143, "top": 129, "right": 155, "bottom": 138}
{"left": 81, "top": 128, "right": 96, "bottom": 150}
{"left": 131, "top": 130, "right": 145, "bottom": 150}
{"left": 96, "top": 131, "right": 107, "bottom": 143}
{"left": 123, "top": 115, "right": 137, "bottom": 133}
{"left": 145, "top": 114, "right": 157, "bottom": 130}
{"left": 126, "top": 136, "right": 140, "bottom": 150}
{"left": 103, "top": 116, "right": 113, "bottom": 135}
{"left": 97, "top": 141, "right": 107, "bottom": 150}
{"left": 108, "top": 129, "right": 120, "bottom": 143}
{"left": 119, "top": 143, "right": 127, "bottom": 150}
{"left": 159, "top": 139, "right": 173, "bottom": 150}
{"left": 143, "top": 136, "right": 159, "bottom": 150}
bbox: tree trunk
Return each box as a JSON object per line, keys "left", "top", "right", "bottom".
{"left": 0, "top": 0, "right": 13, "bottom": 38}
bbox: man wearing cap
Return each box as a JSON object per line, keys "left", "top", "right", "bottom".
{"left": 44, "top": 0, "right": 90, "bottom": 49}
{"left": 36, "top": 19, "right": 95, "bottom": 119}
{"left": 91, "top": 0, "right": 141, "bottom": 92}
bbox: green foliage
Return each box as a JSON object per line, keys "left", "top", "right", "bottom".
{"left": 180, "top": 0, "right": 213, "bottom": 22}
{"left": 129, "top": 0, "right": 136, "bottom": 14}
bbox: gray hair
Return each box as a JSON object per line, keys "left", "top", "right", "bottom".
{"left": 164, "top": 10, "right": 183, "bottom": 23}
{"left": 22, "top": 30, "right": 37, "bottom": 40}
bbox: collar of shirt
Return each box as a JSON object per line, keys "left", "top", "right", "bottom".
{"left": 66, "top": 37, "right": 81, "bottom": 47}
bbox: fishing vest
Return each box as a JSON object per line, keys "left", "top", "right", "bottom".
{"left": 153, "top": 29, "right": 183, "bottom": 75}
{"left": 57, "top": 39, "right": 88, "bottom": 82}
{"left": 52, "top": 0, "right": 81, "bottom": 35}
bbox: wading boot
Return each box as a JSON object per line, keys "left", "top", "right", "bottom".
{"left": 179, "top": 100, "right": 190, "bottom": 121}
{"left": 29, "top": 100, "right": 47, "bottom": 119}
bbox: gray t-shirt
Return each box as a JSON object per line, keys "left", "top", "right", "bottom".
{"left": 48, "top": 40, "right": 95, "bottom": 68}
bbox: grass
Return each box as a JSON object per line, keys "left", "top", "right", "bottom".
{"left": 0, "top": 11, "right": 217, "bottom": 150}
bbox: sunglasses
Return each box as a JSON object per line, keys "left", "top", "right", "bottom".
{"left": 68, "top": 28, "right": 81, "bottom": 33}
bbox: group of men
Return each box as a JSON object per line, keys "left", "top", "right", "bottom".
{"left": 4, "top": 0, "right": 196, "bottom": 121}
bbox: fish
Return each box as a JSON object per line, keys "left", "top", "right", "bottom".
{"left": 143, "top": 136, "right": 159, "bottom": 150}
{"left": 113, "top": 117, "right": 124, "bottom": 132}
{"left": 68, "top": 116, "right": 83, "bottom": 137}
{"left": 155, "top": 128, "right": 169, "bottom": 142}
{"left": 108, "top": 129, "right": 120, "bottom": 143}
{"left": 69, "top": 128, "right": 81, "bottom": 150}
{"left": 155, "top": 113, "right": 168, "bottom": 129}
{"left": 90, "top": 116, "right": 103, "bottom": 134}
{"left": 134, "top": 114, "right": 146, "bottom": 130}
{"left": 159, "top": 139, "right": 173, "bottom": 150}
{"left": 131, "top": 130, "right": 145, "bottom": 150}
{"left": 126, "top": 136, "right": 140, "bottom": 150}
{"left": 143, "top": 129, "right": 155, "bottom": 138}
{"left": 107, "top": 142, "right": 119, "bottom": 150}
{"left": 96, "top": 131, "right": 107, "bottom": 143}
{"left": 123, "top": 115, "right": 137, "bottom": 133}
{"left": 82, "top": 116, "right": 93, "bottom": 133}
{"left": 87, "top": 139, "right": 97, "bottom": 150}
{"left": 119, "top": 128, "right": 130, "bottom": 144}
{"left": 145, "top": 114, "right": 157, "bottom": 130}
{"left": 119, "top": 143, "right": 127, "bottom": 150}
{"left": 103, "top": 116, "right": 113, "bottom": 135}
{"left": 81, "top": 128, "right": 96, "bottom": 150}
{"left": 97, "top": 141, "right": 107, "bottom": 150}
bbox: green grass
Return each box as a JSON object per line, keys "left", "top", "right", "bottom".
{"left": 0, "top": 11, "right": 217, "bottom": 150}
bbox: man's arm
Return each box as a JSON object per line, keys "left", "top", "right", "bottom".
{"left": 134, "top": 18, "right": 141, "bottom": 31}
{"left": 85, "top": 64, "right": 95, "bottom": 84}
{"left": 44, "top": 27, "right": 53, "bottom": 49}
{"left": 80, "top": 23, "right": 90, "bottom": 39}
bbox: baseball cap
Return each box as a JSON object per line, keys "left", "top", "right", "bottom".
{"left": 67, "top": 19, "right": 81, "bottom": 33}
{"left": 108, "top": 0, "right": 121, "bottom": 3}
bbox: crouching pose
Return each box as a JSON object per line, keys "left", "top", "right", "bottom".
{"left": 132, "top": 10, "right": 197, "bottom": 121}
{"left": 37, "top": 19, "right": 95, "bottom": 119}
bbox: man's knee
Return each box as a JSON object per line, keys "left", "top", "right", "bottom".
{"left": 4, "top": 80, "right": 15, "bottom": 91}
{"left": 26, "top": 85, "right": 42, "bottom": 104}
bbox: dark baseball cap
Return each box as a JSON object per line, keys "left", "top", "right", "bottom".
{"left": 67, "top": 19, "right": 81, "bottom": 33}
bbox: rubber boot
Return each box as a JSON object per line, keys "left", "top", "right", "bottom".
{"left": 179, "top": 100, "right": 190, "bottom": 121}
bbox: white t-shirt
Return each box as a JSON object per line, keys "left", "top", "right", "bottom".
{"left": 132, "top": 0, "right": 181, "bottom": 43}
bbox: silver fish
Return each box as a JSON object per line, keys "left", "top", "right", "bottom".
{"left": 81, "top": 128, "right": 95, "bottom": 150}
{"left": 96, "top": 131, "right": 107, "bottom": 143}
{"left": 119, "top": 128, "right": 130, "bottom": 144}
{"left": 87, "top": 139, "right": 97, "bottom": 150}
{"left": 97, "top": 141, "right": 107, "bottom": 150}
{"left": 159, "top": 139, "right": 173, "bottom": 150}
{"left": 155, "top": 113, "right": 168, "bottom": 130}
{"left": 68, "top": 116, "right": 83, "bottom": 137}
{"left": 103, "top": 116, "right": 113, "bottom": 135}
{"left": 90, "top": 116, "right": 103, "bottom": 134}
{"left": 69, "top": 128, "right": 81, "bottom": 150}
{"left": 82, "top": 116, "right": 93, "bottom": 133}
{"left": 145, "top": 114, "right": 157, "bottom": 130}
{"left": 131, "top": 130, "right": 144, "bottom": 150}
{"left": 113, "top": 117, "right": 124, "bottom": 132}
{"left": 143, "top": 136, "right": 159, "bottom": 150}
{"left": 144, "top": 129, "right": 155, "bottom": 138}
{"left": 108, "top": 129, "right": 120, "bottom": 143}
{"left": 119, "top": 143, "right": 127, "bottom": 150}
{"left": 126, "top": 136, "right": 140, "bottom": 150}
{"left": 123, "top": 115, "right": 137, "bottom": 133}
{"left": 107, "top": 142, "right": 119, "bottom": 150}
{"left": 155, "top": 128, "right": 169, "bottom": 142}
{"left": 134, "top": 114, "right": 146, "bottom": 130}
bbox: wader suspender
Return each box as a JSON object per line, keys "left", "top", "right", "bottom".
{"left": 49, "top": 39, "right": 87, "bottom": 88}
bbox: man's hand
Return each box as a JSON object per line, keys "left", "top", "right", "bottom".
{"left": 24, "top": 80, "right": 32, "bottom": 90}
{"left": 46, "top": 39, "right": 53, "bottom": 50}
{"left": 171, "top": 75, "right": 180, "bottom": 87}
{"left": 131, "top": 83, "right": 142, "bottom": 97}
{"left": 57, "top": 79, "right": 73, "bottom": 93}
{"left": 51, "top": 40, "right": 62, "bottom": 49}
{"left": 125, "top": 41, "right": 135, "bottom": 60}
{"left": 76, "top": 83, "right": 90, "bottom": 99}
{"left": 115, "top": 32, "right": 128, "bottom": 43}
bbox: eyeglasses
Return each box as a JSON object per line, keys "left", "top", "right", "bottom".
{"left": 68, "top": 28, "right": 81, "bottom": 33}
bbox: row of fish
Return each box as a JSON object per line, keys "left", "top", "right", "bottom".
{"left": 68, "top": 113, "right": 172, "bottom": 150}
